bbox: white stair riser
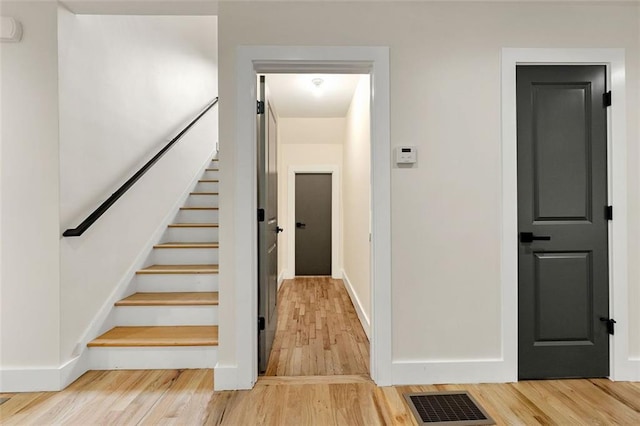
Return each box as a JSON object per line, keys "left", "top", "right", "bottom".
{"left": 136, "top": 274, "right": 219, "bottom": 292}
{"left": 90, "top": 346, "right": 217, "bottom": 369}
{"left": 195, "top": 181, "right": 219, "bottom": 192}
{"left": 164, "top": 227, "right": 218, "bottom": 242}
{"left": 178, "top": 209, "right": 219, "bottom": 223}
{"left": 183, "top": 195, "right": 218, "bottom": 208}
{"left": 152, "top": 247, "right": 218, "bottom": 265}
{"left": 203, "top": 170, "right": 219, "bottom": 180}
{"left": 114, "top": 305, "right": 218, "bottom": 326}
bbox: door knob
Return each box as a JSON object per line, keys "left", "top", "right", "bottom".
{"left": 276, "top": 226, "right": 284, "bottom": 233}
{"left": 520, "top": 232, "right": 551, "bottom": 243}
{"left": 296, "top": 222, "right": 306, "bottom": 229}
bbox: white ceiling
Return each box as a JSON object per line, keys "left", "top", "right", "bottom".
{"left": 265, "top": 74, "right": 363, "bottom": 118}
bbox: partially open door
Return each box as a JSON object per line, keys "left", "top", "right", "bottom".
{"left": 257, "top": 75, "right": 280, "bottom": 373}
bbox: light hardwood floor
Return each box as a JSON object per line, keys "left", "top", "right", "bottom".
{"left": 1, "top": 370, "right": 639, "bottom": 425}
{"left": 265, "top": 277, "right": 369, "bottom": 376}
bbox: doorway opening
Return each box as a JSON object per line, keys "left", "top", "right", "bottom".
{"left": 229, "top": 46, "right": 391, "bottom": 390}
{"left": 258, "top": 73, "right": 372, "bottom": 377}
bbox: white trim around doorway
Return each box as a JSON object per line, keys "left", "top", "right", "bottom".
{"left": 501, "top": 48, "right": 636, "bottom": 381}
{"left": 286, "top": 165, "right": 342, "bottom": 280}
{"left": 221, "top": 46, "right": 391, "bottom": 391}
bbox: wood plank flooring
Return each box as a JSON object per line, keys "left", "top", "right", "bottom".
{"left": 265, "top": 277, "right": 369, "bottom": 376}
{"left": 1, "top": 369, "right": 639, "bottom": 425}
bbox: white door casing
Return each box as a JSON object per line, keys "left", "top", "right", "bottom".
{"left": 287, "top": 165, "right": 342, "bottom": 280}
{"left": 226, "top": 46, "right": 391, "bottom": 390}
{"left": 501, "top": 48, "right": 634, "bottom": 381}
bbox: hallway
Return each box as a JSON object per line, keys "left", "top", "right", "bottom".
{"left": 265, "top": 277, "right": 370, "bottom": 376}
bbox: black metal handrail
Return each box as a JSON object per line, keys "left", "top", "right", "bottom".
{"left": 63, "top": 97, "right": 218, "bottom": 237}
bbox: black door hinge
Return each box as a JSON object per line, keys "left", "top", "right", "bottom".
{"left": 600, "top": 317, "right": 616, "bottom": 335}
{"left": 258, "top": 316, "right": 265, "bottom": 331}
{"left": 257, "top": 100, "right": 265, "bottom": 115}
{"left": 605, "top": 205, "right": 613, "bottom": 221}
{"left": 603, "top": 91, "right": 612, "bottom": 107}
{"left": 258, "top": 208, "right": 265, "bottom": 222}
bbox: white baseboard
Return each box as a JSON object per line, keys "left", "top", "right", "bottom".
{"left": 393, "top": 357, "right": 639, "bottom": 385}
{"left": 341, "top": 269, "right": 371, "bottom": 339}
{"left": 630, "top": 358, "right": 640, "bottom": 381}
{"left": 616, "top": 358, "right": 640, "bottom": 381}
{"left": 632, "top": 358, "right": 640, "bottom": 381}
{"left": 277, "top": 269, "right": 286, "bottom": 290}
{"left": 0, "top": 367, "right": 62, "bottom": 392}
{"left": 214, "top": 363, "right": 241, "bottom": 391}
{"left": 392, "top": 359, "right": 517, "bottom": 385}
{"left": 59, "top": 352, "right": 90, "bottom": 390}
{"left": 0, "top": 352, "right": 89, "bottom": 392}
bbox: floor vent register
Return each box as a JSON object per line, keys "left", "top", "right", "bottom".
{"left": 403, "top": 391, "right": 495, "bottom": 425}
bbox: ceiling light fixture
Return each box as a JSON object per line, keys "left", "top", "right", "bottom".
{"left": 311, "top": 77, "right": 324, "bottom": 97}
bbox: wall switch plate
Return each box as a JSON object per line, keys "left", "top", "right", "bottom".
{"left": 396, "top": 146, "right": 417, "bottom": 164}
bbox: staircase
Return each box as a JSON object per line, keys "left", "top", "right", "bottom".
{"left": 88, "top": 158, "right": 220, "bottom": 369}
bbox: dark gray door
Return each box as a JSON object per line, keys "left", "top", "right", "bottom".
{"left": 295, "top": 173, "right": 332, "bottom": 275}
{"left": 517, "top": 65, "right": 609, "bottom": 379}
{"left": 257, "top": 76, "right": 279, "bottom": 373}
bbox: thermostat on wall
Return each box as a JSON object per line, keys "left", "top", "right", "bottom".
{"left": 395, "top": 146, "right": 417, "bottom": 164}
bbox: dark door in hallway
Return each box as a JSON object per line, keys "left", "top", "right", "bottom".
{"left": 517, "top": 65, "right": 610, "bottom": 379}
{"left": 295, "top": 173, "right": 332, "bottom": 275}
{"left": 258, "top": 76, "right": 279, "bottom": 373}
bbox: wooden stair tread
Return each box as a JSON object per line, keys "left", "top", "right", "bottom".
{"left": 190, "top": 192, "right": 219, "bottom": 195}
{"left": 136, "top": 264, "right": 219, "bottom": 274}
{"left": 167, "top": 223, "right": 219, "bottom": 228}
{"left": 88, "top": 326, "right": 218, "bottom": 347}
{"left": 116, "top": 292, "right": 218, "bottom": 306}
{"left": 180, "top": 207, "right": 219, "bottom": 211}
{"left": 154, "top": 242, "right": 219, "bottom": 249}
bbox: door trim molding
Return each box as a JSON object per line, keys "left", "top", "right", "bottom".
{"left": 287, "top": 165, "right": 341, "bottom": 280}
{"left": 501, "top": 48, "right": 635, "bottom": 381}
{"left": 225, "top": 46, "right": 391, "bottom": 390}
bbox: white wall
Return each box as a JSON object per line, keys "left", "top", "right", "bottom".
{"left": 342, "top": 75, "right": 371, "bottom": 330}
{"left": 277, "top": 118, "right": 345, "bottom": 279}
{"left": 0, "top": 2, "right": 61, "bottom": 372}
{"left": 58, "top": 12, "right": 218, "bottom": 362}
{"left": 217, "top": 1, "right": 640, "bottom": 376}
{"left": 633, "top": 5, "right": 640, "bottom": 359}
